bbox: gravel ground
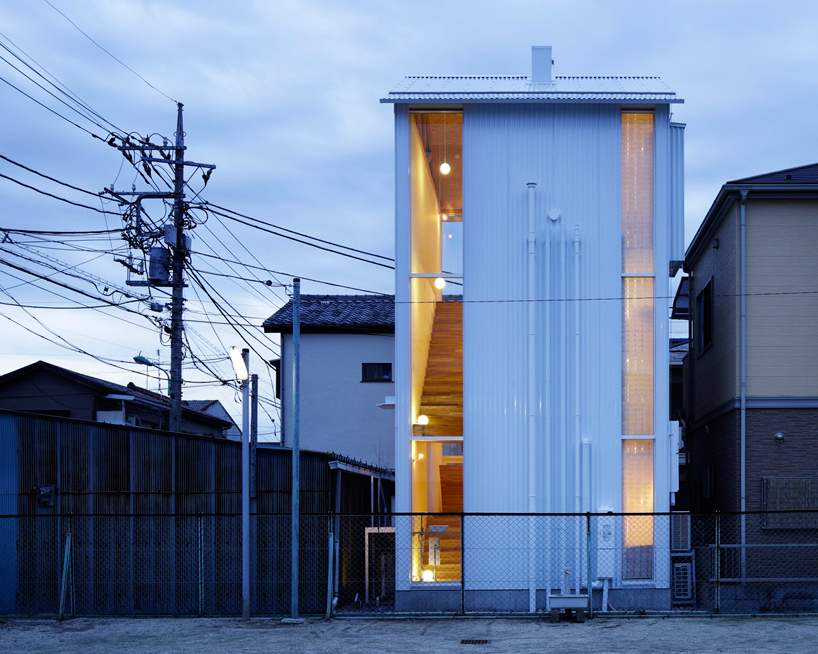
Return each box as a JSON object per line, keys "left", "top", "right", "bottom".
{"left": 2, "top": 615, "right": 817, "bottom": 653}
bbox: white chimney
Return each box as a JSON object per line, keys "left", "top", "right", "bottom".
{"left": 531, "top": 46, "right": 553, "bottom": 84}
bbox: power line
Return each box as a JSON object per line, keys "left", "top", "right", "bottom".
{"left": 0, "top": 29, "right": 128, "bottom": 136}
{"left": 204, "top": 202, "right": 394, "bottom": 262}
{"left": 0, "top": 172, "right": 119, "bottom": 214}
{"left": 0, "top": 153, "right": 111, "bottom": 198}
{"left": 202, "top": 204, "right": 394, "bottom": 269}
{"left": 42, "top": 0, "right": 176, "bottom": 104}
{"left": 192, "top": 250, "right": 388, "bottom": 295}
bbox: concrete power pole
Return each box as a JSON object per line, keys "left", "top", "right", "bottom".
{"left": 113, "top": 103, "right": 215, "bottom": 432}
{"left": 168, "top": 103, "right": 186, "bottom": 432}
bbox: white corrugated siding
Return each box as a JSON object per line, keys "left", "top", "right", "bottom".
{"left": 462, "top": 103, "right": 623, "bottom": 515}
{"left": 669, "top": 122, "right": 685, "bottom": 261}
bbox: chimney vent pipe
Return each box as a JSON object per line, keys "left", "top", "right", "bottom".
{"left": 531, "top": 46, "right": 553, "bottom": 84}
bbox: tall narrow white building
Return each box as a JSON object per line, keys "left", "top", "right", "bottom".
{"left": 383, "top": 47, "right": 684, "bottom": 610}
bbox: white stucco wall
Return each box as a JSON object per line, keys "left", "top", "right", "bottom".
{"left": 280, "top": 332, "right": 395, "bottom": 467}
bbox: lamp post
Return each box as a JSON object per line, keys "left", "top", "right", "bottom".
{"left": 133, "top": 355, "right": 171, "bottom": 394}
{"left": 230, "top": 346, "right": 250, "bottom": 619}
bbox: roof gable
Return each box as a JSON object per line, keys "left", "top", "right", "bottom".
{"left": 728, "top": 163, "right": 818, "bottom": 185}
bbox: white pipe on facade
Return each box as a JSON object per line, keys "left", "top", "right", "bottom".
{"left": 560, "top": 226, "right": 569, "bottom": 588}
{"left": 740, "top": 190, "right": 747, "bottom": 581}
{"left": 573, "top": 225, "right": 582, "bottom": 589}
{"left": 526, "top": 182, "right": 537, "bottom": 613}
{"left": 543, "top": 192, "right": 553, "bottom": 606}
{"left": 557, "top": 229, "right": 571, "bottom": 513}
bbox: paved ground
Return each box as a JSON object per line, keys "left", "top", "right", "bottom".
{"left": 2, "top": 615, "right": 817, "bottom": 653}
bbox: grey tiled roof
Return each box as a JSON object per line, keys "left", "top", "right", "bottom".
{"left": 263, "top": 295, "right": 394, "bottom": 334}
{"left": 729, "top": 163, "right": 818, "bottom": 185}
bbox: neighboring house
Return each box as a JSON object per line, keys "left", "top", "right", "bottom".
{"left": 263, "top": 294, "right": 395, "bottom": 467}
{"left": 0, "top": 360, "right": 232, "bottom": 438}
{"left": 187, "top": 399, "right": 242, "bottom": 440}
{"left": 680, "top": 163, "right": 818, "bottom": 516}
{"left": 383, "top": 46, "right": 685, "bottom": 609}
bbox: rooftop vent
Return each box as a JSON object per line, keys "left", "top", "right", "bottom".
{"left": 531, "top": 46, "right": 553, "bottom": 84}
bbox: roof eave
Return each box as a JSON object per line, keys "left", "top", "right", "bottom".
{"left": 381, "top": 95, "right": 682, "bottom": 104}
{"left": 686, "top": 182, "right": 818, "bottom": 266}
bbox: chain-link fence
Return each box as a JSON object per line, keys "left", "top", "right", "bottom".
{"left": 3, "top": 511, "right": 818, "bottom": 617}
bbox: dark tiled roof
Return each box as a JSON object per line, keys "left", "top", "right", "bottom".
{"left": 728, "top": 163, "right": 818, "bottom": 185}
{"left": 263, "top": 295, "right": 394, "bottom": 334}
{"left": 0, "top": 361, "right": 230, "bottom": 427}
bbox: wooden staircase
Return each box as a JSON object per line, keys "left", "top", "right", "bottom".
{"left": 414, "top": 300, "right": 463, "bottom": 438}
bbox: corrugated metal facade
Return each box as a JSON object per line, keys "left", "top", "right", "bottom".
{"left": 392, "top": 67, "right": 683, "bottom": 601}
{"left": 462, "top": 102, "right": 624, "bottom": 515}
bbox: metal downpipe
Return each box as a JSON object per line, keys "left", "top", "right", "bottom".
{"left": 527, "top": 182, "right": 537, "bottom": 613}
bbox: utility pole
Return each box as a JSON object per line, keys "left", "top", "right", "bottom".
{"left": 110, "top": 103, "right": 215, "bottom": 432}
{"left": 168, "top": 103, "right": 186, "bottom": 433}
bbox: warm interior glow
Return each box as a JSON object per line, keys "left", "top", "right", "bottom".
{"left": 434, "top": 277, "right": 446, "bottom": 290}
{"left": 622, "top": 439, "right": 654, "bottom": 579}
{"left": 441, "top": 214, "right": 448, "bottom": 221}
{"left": 422, "top": 569, "right": 435, "bottom": 582}
{"left": 416, "top": 414, "right": 429, "bottom": 426}
{"left": 439, "top": 162, "right": 451, "bottom": 175}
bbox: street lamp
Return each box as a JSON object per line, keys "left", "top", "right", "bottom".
{"left": 133, "top": 355, "right": 171, "bottom": 394}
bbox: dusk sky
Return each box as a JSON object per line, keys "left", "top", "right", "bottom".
{"left": 1, "top": 0, "right": 817, "bottom": 440}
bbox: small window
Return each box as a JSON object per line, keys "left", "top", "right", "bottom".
{"left": 362, "top": 362, "right": 392, "bottom": 382}
{"left": 696, "top": 278, "right": 713, "bottom": 354}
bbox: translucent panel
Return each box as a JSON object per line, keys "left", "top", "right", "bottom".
{"left": 621, "top": 113, "right": 654, "bottom": 274}
{"left": 622, "top": 277, "right": 653, "bottom": 435}
{"left": 623, "top": 439, "right": 654, "bottom": 579}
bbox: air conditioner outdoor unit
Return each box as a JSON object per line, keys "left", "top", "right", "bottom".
{"left": 671, "top": 513, "right": 691, "bottom": 552}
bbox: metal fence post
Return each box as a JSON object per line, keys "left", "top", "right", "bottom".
{"left": 714, "top": 511, "right": 721, "bottom": 613}
{"left": 198, "top": 513, "right": 203, "bottom": 617}
{"left": 58, "top": 529, "right": 72, "bottom": 620}
{"left": 586, "top": 512, "right": 592, "bottom": 620}
{"left": 460, "top": 512, "right": 465, "bottom": 615}
{"left": 325, "top": 527, "right": 334, "bottom": 619}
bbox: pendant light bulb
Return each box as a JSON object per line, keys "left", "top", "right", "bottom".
{"left": 439, "top": 162, "right": 451, "bottom": 175}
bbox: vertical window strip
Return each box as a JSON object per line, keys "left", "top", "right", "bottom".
{"left": 621, "top": 113, "right": 654, "bottom": 274}
{"left": 621, "top": 112, "right": 655, "bottom": 580}
{"left": 622, "top": 277, "right": 654, "bottom": 435}
{"left": 622, "top": 440, "right": 654, "bottom": 579}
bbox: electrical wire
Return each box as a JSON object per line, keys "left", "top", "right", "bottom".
{"left": 43, "top": 0, "right": 177, "bottom": 104}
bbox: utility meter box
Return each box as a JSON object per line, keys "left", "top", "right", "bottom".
{"left": 597, "top": 510, "right": 616, "bottom": 579}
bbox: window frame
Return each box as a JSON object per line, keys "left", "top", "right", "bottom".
{"left": 696, "top": 278, "right": 714, "bottom": 356}
{"left": 361, "top": 362, "right": 393, "bottom": 383}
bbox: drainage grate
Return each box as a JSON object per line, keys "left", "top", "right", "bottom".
{"left": 461, "top": 640, "right": 490, "bottom": 645}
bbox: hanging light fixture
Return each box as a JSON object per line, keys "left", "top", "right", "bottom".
{"left": 439, "top": 115, "right": 450, "bottom": 175}
{"left": 434, "top": 277, "right": 446, "bottom": 290}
